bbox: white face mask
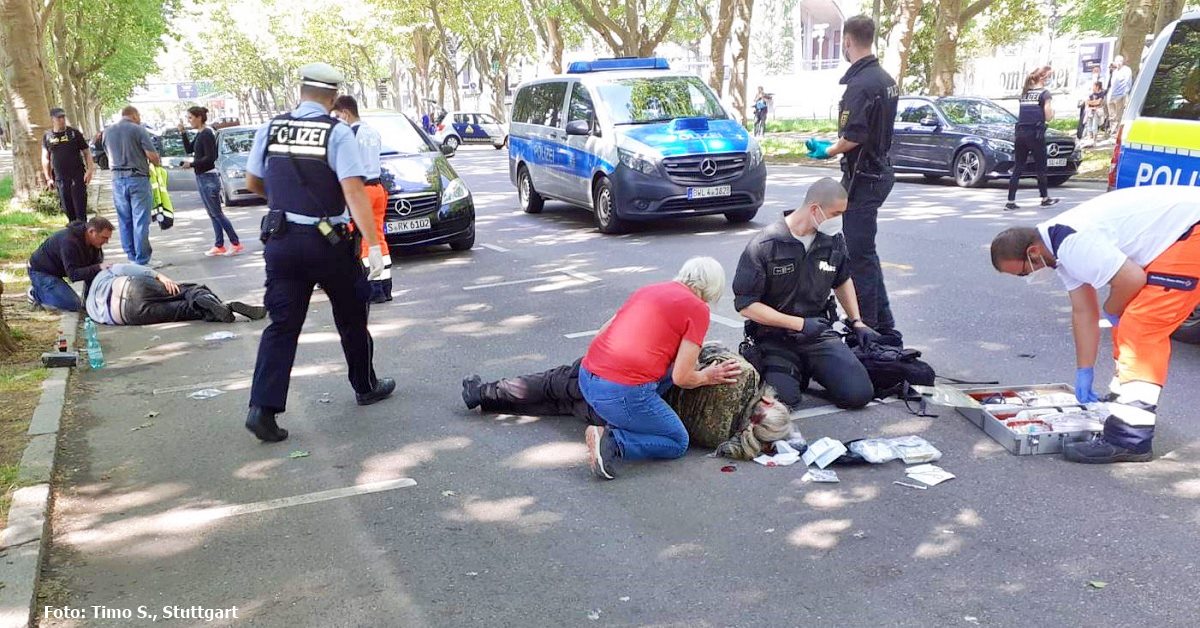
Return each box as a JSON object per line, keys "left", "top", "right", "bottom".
{"left": 1025, "top": 252, "right": 1055, "bottom": 285}
{"left": 815, "top": 206, "right": 843, "bottom": 236}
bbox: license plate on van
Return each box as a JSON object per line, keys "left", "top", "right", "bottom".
{"left": 1047, "top": 158, "right": 1068, "bottom": 167}
{"left": 385, "top": 218, "right": 431, "bottom": 234}
{"left": 687, "top": 185, "right": 732, "bottom": 199}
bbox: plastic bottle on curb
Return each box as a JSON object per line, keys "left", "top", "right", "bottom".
{"left": 83, "top": 317, "right": 105, "bottom": 369}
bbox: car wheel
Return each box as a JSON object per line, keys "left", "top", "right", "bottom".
{"left": 1172, "top": 305, "right": 1200, "bottom": 345}
{"left": 1047, "top": 175, "right": 1071, "bottom": 187}
{"left": 923, "top": 174, "right": 943, "bottom": 182}
{"left": 449, "top": 229, "right": 475, "bottom": 251}
{"left": 221, "top": 188, "right": 231, "bottom": 206}
{"left": 725, "top": 208, "right": 757, "bottom": 223}
{"left": 518, "top": 166, "right": 544, "bottom": 214}
{"left": 593, "top": 177, "right": 627, "bottom": 234}
{"left": 444, "top": 135, "right": 461, "bottom": 151}
{"left": 954, "top": 147, "right": 986, "bottom": 188}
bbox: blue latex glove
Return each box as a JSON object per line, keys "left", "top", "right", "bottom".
{"left": 806, "top": 139, "right": 833, "bottom": 160}
{"left": 1102, "top": 311, "right": 1120, "bottom": 328}
{"left": 1074, "top": 367, "right": 1100, "bottom": 403}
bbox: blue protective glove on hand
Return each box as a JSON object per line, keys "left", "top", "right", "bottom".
{"left": 806, "top": 138, "right": 833, "bottom": 160}
{"left": 1102, "top": 311, "right": 1120, "bottom": 328}
{"left": 1074, "top": 367, "right": 1101, "bottom": 403}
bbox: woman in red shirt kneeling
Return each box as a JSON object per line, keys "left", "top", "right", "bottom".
{"left": 579, "top": 257, "right": 742, "bottom": 480}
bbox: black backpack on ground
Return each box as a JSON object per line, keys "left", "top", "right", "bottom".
{"left": 852, "top": 341, "right": 937, "bottom": 416}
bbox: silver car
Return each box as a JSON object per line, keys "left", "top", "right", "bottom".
{"left": 215, "top": 125, "right": 261, "bottom": 205}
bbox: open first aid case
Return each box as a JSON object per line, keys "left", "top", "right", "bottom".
{"left": 915, "top": 384, "right": 1105, "bottom": 456}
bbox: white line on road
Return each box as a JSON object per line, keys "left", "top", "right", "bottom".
{"left": 790, "top": 398, "right": 897, "bottom": 420}
{"left": 480, "top": 243, "right": 510, "bottom": 252}
{"left": 196, "top": 274, "right": 239, "bottom": 281}
{"left": 165, "top": 479, "right": 418, "bottom": 527}
{"left": 463, "top": 277, "right": 547, "bottom": 291}
{"left": 709, "top": 314, "right": 743, "bottom": 328}
{"left": 561, "top": 270, "right": 601, "bottom": 282}
{"left": 564, "top": 329, "right": 601, "bottom": 339}
{"left": 153, "top": 377, "right": 250, "bottom": 395}
{"left": 463, "top": 270, "right": 601, "bottom": 291}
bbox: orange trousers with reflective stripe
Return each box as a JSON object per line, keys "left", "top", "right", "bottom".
{"left": 1113, "top": 224, "right": 1200, "bottom": 386}
{"left": 359, "top": 183, "right": 390, "bottom": 259}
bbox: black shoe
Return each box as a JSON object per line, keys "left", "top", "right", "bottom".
{"left": 462, "top": 375, "right": 482, "bottom": 410}
{"left": 1063, "top": 438, "right": 1151, "bottom": 464}
{"left": 228, "top": 301, "right": 267, "bottom": 320}
{"left": 196, "top": 294, "right": 235, "bottom": 323}
{"left": 585, "top": 425, "right": 619, "bottom": 480}
{"left": 245, "top": 406, "right": 288, "bottom": 442}
{"left": 1040, "top": 197, "right": 1060, "bottom": 207}
{"left": 1004, "top": 202, "right": 1019, "bottom": 211}
{"left": 356, "top": 377, "right": 396, "bottom": 406}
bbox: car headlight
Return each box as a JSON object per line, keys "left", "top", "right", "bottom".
{"left": 990, "top": 140, "right": 1014, "bottom": 153}
{"left": 618, "top": 148, "right": 659, "bottom": 175}
{"left": 441, "top": 177, "right": 470, "bottom": 205}
{"left": 748, "top": 143, "right": 764, "bottom": 167}
{"left": 224, "top": 167, "right": 245, "bottom": 179}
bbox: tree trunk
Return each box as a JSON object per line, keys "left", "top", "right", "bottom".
{"left": 547, "top": 17, "right": 564, "bottom": 75}
{"left": 51, "top": 8, "right": 80, "bottom": 123}
{"left": 0, "top": 0, "right": 54, "bottom": 199}
{"left": 0, "top": 279, "right": 19, "bottom": 356}
{"left": 708, "top": 0, "right": 736, "bottom": 97}
{"left": 1117, "top": 0, "right": 1157, "bottom": 76}
{"left": 1152, "top": 0, "right": 1183, "bottom": 43}
{"left": 728, "top": 0, "right": 754, "bottom": 125}
{"left": 882, "top": 0, "right": 923, "bottom": 91}
{"left": 929, "top": 0, "right": 962, "bottom": 96}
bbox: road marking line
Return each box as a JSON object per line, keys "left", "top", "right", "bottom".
{"left": 790, "top": 398, "right": 897, "bottom": 420}
{"left": 561, "top": 270, "right": 601, "bottom": 282}
{"left": 463, "top": 271, "right": 600, "bottom": 291}
{"left": 480, "top": 243, "right": 510, "bottom": 252}
{"left": 197, "top": 274, "right": 239, "bottom": 281}
{"left": 463, "top": 277, "right": 546, "bottom": 290}
{"left": 564, "top": 329, "right": 601, "bottom": 339}
{"left": 881, "top": 262, "right": 913, "bottom": 271}
{"left": 153, "top": 377, "right": 250, "bottom": 395}
{"left": 168, "top": 479, "right": 418, "bottom": 526}
{"left": 710, "top": 314, "right": 742, "bottom": 328}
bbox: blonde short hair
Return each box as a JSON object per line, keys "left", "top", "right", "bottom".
{"left": 674, "top": 256, "right": 725, "bottom": 304}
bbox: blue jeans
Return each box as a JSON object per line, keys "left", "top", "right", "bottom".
{"left": 28, "top": 269, "right": 81, "bottom": 312}
{"left": 111, "top": 175, "right": 153, "bottom": 264}
{"left": 196, "top": 171, "right": 239, "bottom": 247}
{"left": 578, "top": 365, "right": 687, "bottom": 461}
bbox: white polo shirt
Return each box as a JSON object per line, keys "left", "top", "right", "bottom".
{"left": 1037, "top": 186, "right": 1200, "bottom": 292}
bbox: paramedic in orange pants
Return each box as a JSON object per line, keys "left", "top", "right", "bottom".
{"left": 990, "top": 185, "right": 1200, "bottom": 463}
{"left": 332, "top": 95, "right": 392, "bottom": 303}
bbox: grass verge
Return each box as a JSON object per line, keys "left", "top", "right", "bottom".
{"left": 1, "top": 186, "right": 66, "bottom": 291}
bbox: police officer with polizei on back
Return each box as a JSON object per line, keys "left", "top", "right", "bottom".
{"left": 807, "top": 15, "right": 900, "bottom": 341}
{"left": 243, "top": 63, "right": 394, "bottom": 442}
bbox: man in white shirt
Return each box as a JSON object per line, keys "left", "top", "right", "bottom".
{"left": 1107, "top": 56, "right": 1134, "bottom": 128}
{"left": 332, "top": 95, "right": 392, "bottom": 303}
{"left": 989, "top": 186, "right": 1200, "bottom": 463}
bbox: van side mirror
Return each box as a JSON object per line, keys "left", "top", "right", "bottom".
{"left": 440, "top": 143, "right": 456, "bottom": 157}
{"left": 565, "top": 120, "right": 591, "bottom": 136}
{"left": 920, "top": 116, "right": 940, "bottom": 128}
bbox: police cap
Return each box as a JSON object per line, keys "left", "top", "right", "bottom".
{"left": 299, "top": 63, "right": 344, "bottom": 90}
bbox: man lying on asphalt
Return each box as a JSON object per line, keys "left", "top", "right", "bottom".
{"left": 85, "top": 264, "right": 266, "bottom": 326}
{"left": 990, "top": 185, "right": 1200, "bottom": 463}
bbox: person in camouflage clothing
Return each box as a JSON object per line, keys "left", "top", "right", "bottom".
{"left": 462, "top": 344, "right": 794, "bottom": 460}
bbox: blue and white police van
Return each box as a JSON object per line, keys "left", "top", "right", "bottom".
{"left": 507, "top": 57, "right": 767, "bottom": 234}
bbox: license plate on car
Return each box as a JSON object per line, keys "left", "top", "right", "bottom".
{"left": 1047, "top": 158, "right": 1068, "bottom": 167}
{"left": 687, "top": 185, "right": 732, "bottom": 199}
{"left": 385, "top": 218, "right": 431, "bottom": 234}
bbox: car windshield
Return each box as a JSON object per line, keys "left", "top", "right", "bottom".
{"left": 362, "top": 114, "right": 435, "bottom": 154}
{"left": 595, "top": 75, "right": 728, "bottom": 125}
{"left": 939, "top": 99, "right": 1017, "bottom": 125}
{"left": 219, "top": 130, "right": 255, "bottom": 155}
{"left": 159, "top": 131, "right": 191, "bottom": 157}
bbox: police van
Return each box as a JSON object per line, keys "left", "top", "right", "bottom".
{"left": 508, "top": 57, "right": 767, "bottom": 234}
{"left": 1108, "top": 11, "right": 1200, "bottom": 343}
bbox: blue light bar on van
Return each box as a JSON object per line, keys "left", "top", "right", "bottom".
{"left": 566, "top": 57, "right": 671, "bottom": 73}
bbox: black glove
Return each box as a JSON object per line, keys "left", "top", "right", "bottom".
{"left": 792, "top": 317, "right": 830, "bottom": 343}
{"left": 853, "top": 323, "right": 881, "bottom": 349}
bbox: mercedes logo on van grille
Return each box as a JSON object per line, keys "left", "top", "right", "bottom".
{"left": 699, "top": 158, "right": 718, "bottom": 177}
{"left": 395, "top": 199, "right": 413, "bottom": 216}
{"left": 1047, "top": 143, "right": 1060, "bottom": 157}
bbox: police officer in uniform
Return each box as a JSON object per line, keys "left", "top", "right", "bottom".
{"left": 243, "top": 63, "right": 394, "bottom": 442}
{"left": 1005, "top": 66, "right": 1060, "bottom": 211}
{"left": 733, "top": 178, "right": 876, "bottom": 409}
{"left": 42, "top": 108, "right": 95, "bottom": 223}
{"left": 813, "top": 16, "right": 900, "bottom": 339}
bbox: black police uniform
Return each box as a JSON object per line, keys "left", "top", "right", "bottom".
{"left": 1007, "top": 86, "right": 1051, "bottom": 202}
{"left": 249, "top": 111, "right": 379, "bottom": 419}
{"left": 43, "top": 126, "right": 90, "bottom": 222}
{"left": 732, "top": 214, "right": 874, "bottom": 409}
{"left": 837, "top": 55, "right": 899, "bottom": 335}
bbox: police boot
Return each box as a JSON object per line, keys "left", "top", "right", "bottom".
{"left": 462, "top": 375, "right": 482, "bottom": 410}
{"left": 356, "top": 377, "right": 396, "bottom": 406}
{"left": 245, "top": 406, "right": 288, "bottom": 442}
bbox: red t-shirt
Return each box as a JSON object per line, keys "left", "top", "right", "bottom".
{"left": 582, "top": 281, "right": 710, "bottom": 385}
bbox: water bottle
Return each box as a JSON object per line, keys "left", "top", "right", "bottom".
{"left": 84, "top": 317, "right": 105, "bottom": 369}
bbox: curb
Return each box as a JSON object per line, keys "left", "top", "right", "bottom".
{"left": 0, "top": 310, "right": 78, "bottom": 628}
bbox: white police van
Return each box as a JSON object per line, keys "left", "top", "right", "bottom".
{"left": 508, "top": 57, "right": 766, "bottom": 234}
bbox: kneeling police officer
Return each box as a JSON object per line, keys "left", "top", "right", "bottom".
{"left": 243, "top": 62, "right": 394, "bottom": 442}
{"left": 733, "top": 178, "right": 876, "bottom": 409}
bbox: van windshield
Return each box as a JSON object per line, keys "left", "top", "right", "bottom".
{"left": 1141, "top": 19, "right": 1200, "bottom": 120}
{"left": 595, "top": 76, "right": 728, "bottom": 125}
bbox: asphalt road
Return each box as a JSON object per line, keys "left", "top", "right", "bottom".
{"left": 43, "top": 148, "right": 1200, "bottom": 627}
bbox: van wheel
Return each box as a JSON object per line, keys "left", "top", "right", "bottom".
{"left": 518, "top": 166, "right": 544, "bottom": 214}
{"left": 593, "top": 177, "right": 627, "bottom": 234}
{"left": 1172, "top": 305, "right": 1200, "bottom": 345}
{"left": 725, "top": 208, "right": 757, "bottom": 223}
{"left": 954, "top": 147, "right": 986, "bottom": 187}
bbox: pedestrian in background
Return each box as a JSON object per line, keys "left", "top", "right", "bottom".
{"left": 332, "top": 95, "right": 392, "bottom": 303}
{"left": 753, "top": 87, "right": 769, "bottom": 137}
{"left": 103, "top": 106, "right": 161, "bottom": 266}
{"left": 1084, "top": 81, "right": 1107, "bottom": 145}
{"left": 1107, "top": 55, "right": 1134, "bottom": 128}
{"left": 1005, "top": 67, "right": 1059, "bottom": 211}
{"left": 41, "top": 108, "right": 94, "bottom": 223}
{"left": 181, "top": 106, "right": 243, "bottom": 257}
{"left": 242, "top": 62, "right": 394, "bottom": 443}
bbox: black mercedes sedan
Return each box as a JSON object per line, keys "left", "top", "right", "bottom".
{"left": 361, "top": 112, "right": 476, "bottom": 251}
{"left": 891, "top": 96, "right": 1082, "bottom": 188}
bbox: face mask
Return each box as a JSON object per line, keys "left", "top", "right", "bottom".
{"left": 815, "top": 206, "right": 843, "bottom": 236}
{"left": 1025, "top": 252, "right": 1054, "bottom": 285}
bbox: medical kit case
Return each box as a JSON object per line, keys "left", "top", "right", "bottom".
{"left": 932, "top": 384, "right": 1103, "bottom": 456}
